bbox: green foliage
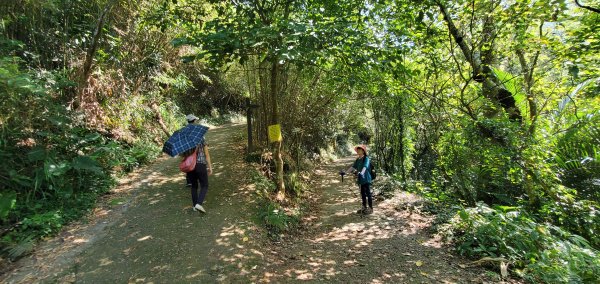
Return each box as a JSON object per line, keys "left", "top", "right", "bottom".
{"left": 445, "top": 203, "right": 600, "bottom": 283}
{"left": 434, "top": 119, "right": 524, "bottom": 206}
{"left": 552, "top": 113, "right": 600, "bottom": 200}
{"left": 0, "top": 0, "right": 597, "bottom": 281}
{"left": 2, "top": 211, "right": 62, "bottom": 260}
{"left": 373, "top": 177, "right": 405, "bottom": 200}
{"left": 492, "top": 68, "right": 529, "bottom": 122}
{"left": 284, "top": 173, "right": 307, "bottom": 198}
{"left": 256, "top": 200, "right": 300, "bottom": 240}
{"left": 249, "top": 169, "right": 276, "bottom": 197}
{"left": 145, "top": 3, "right": 247, "bottom": 118}
{"left": 280, "top": 66, "right": 353, "bottom": 159}
{"left": 0, "top": 0, "right": 105, "bottom": 70}
{"left": 0, "top": 57, "right": 161, "bottom": 259}
{"left": 245, "top": 151, "right": 262, "bottom": 164}
{"left": 19, "top": 211, "right": 63, "bottom": 241}
{"left": 372, "top": 87, "right": 416, "bottom": 179}
{"left": 176, "top": 0, "right": 378, "bottom": 68}
{"left": 539, "top": 194, "right": 600, "bottom": 249}
{"left": 0, "top": 191, "right": 16, "bottom": 221}
{"left": 249, "top": 169, "right": 301, "bottom": 239}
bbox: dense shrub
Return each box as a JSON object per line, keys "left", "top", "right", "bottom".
{"left": 444, "top": 203, "right": 600, "bottom": 283}
{"left": 250, "top": 169, "right": 301, "bottom": 239}
{"left": 553, "top": 114, "right": 600, "bottom": 201}
{"left": 0, "top": 57, "right": 161, "bottom": 260}
{"left": 539, "top": 195, "right": 600, "bottom": 249}
{"left": 434, "top": 119, "right": 524, "bottom": 206}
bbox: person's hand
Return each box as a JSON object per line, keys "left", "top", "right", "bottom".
{"left": 208, "top": 167, "right": 213, "bottom": 176}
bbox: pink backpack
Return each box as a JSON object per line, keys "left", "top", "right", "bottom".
{"left": 179, "top": 149, "right": 197, "bottom": 172}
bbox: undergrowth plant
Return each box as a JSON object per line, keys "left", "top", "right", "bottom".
{"left": 250, "top": 168, "right": 302, "bottom": 240}
{"left": 0, "top": 57, "right": 163, "bottom": 260}
{"left": 256, "top": 200, "right": 300, "bottom": 240}
{"left": 444, "top": 203, "right": 600, "bottom": 283}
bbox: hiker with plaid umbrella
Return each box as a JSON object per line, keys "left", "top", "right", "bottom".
{"left": 185, "top": 115, "right": 200, "bottom": 187}
{"left": 163, "top": 114, "right": 213, "bottom": 213}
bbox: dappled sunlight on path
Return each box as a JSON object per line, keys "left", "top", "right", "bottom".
{"left": 254, "top": 157, "right": 498, "bottom": 283}
{"left": 2, "top": 124, "right": 512, "bottom": 284}
{"left": 2, "top": 124, "right": 269, "bottom": 283}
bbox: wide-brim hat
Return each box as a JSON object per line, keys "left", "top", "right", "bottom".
{"left": 186, "top": 114, "right": 199, "bottom": 123}
{"left": 354, "top": 145, "right": 368, "bottom": 155}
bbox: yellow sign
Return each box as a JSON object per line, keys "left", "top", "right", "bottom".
{"left": 268, "top": 124, "right": 282, "bottom": 142}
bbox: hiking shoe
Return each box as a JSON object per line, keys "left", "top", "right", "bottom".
{"left": 365, "top": 208, "right": 373, "bottom": 214}
{"left": 194, "top": 204, "right": 206, "bottom": 213}
{"left": 356, "top": 207, "right": 367, "bottom": 214}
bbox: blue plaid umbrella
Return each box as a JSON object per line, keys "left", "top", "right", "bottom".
{"left": 162, "top": 124, "right": 209, "bottom": 157}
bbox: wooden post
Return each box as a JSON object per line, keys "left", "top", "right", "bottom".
{"left": 246, "top": 98, "right": 259, "bottom": 154}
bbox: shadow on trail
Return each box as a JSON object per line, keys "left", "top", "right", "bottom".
{"left": 3, "top": 124, "right": 505, "bottom": 283}
{"left": 67, "top": 124, "right": 266, "bottom": 283}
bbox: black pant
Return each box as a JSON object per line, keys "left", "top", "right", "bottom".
{"left": 187, "top": 163, "right": 209, "bottom": 206}
{"left": 360, "top": 183, "right": 373, "bottom": 208}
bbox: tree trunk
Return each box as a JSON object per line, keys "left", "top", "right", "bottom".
{"left": 150, "top": 103, "right": 171, "bottom": 138}
{"left": 515, "top": 19, "right": 543, "bottom": 126}
{"left": 397, "top": 97, "right": 406, "bottom": 181}
{"left": 516, "top": 49, "right": 539, "bottom": 120}
{"left": 436, "top": 0, "right": 521, "bottom": 121}
{"left": 270, "top": 59, "right": 285, "bottom": 200}
{"left": 258, "top": 60, "right": 270, "bottom": 147}
{"left": 78, "top": 1, "right": 115, "bottom": 108}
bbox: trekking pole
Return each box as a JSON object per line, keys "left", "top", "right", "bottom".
{"left": 341, "top": 172, "right": 358, "bottom": 196}
{"left": 339, "top": 170, "right": 349, "bottom": 213}
{"left": 352, "top": 173, "right": 359, "bottom": 197}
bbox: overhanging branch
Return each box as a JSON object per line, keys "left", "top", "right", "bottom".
{"left": 575, "top": 0, "right": 600, "bottom": 13}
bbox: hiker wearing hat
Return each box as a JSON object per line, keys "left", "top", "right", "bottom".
{"left": 186, "top": 114, "right": 199, "bottom": 124}
{"left": 182, "top": 114, "right": 213, "bottom": 213}
{"left": 184, "top": 114, "right": 200, "bottom": 187}
{"left": 342, "top": 145, "right": 374, "bottom": 214}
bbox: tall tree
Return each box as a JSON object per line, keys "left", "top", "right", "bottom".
{"left": 177, "top": 0, "right": 374, "bottom": 198}
{"left": 434, "top": 0, "right": 523, "bottom": 122}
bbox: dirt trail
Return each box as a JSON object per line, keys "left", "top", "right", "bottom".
{"left": 252, "top": 157, "right": 505, "bottom": 283}
{"left": 2, "top": 124, "right": 266, "bottom": 283}
{"left": 2, "top": 124, "right": 508, "bottom": 283}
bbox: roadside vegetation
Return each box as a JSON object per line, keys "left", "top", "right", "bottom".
{"left": 1, "top": 0, "right": 598, "bottom": 281}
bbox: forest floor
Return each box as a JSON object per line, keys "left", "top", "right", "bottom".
{"left": 1, "top": 124, "right": 521, "bottom": 283}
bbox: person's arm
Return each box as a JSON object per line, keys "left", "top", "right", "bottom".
{"left": 204, "top": 145, "right": 213, "bottom": 175}
{"left": 359, "top": 157, "right": 370, "bottom": 176}
{"left": 345, "top": 166, "right": 355, "bottom": 174}
{"left": 344, "top": 160, "right": 358, "bottom": 174}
